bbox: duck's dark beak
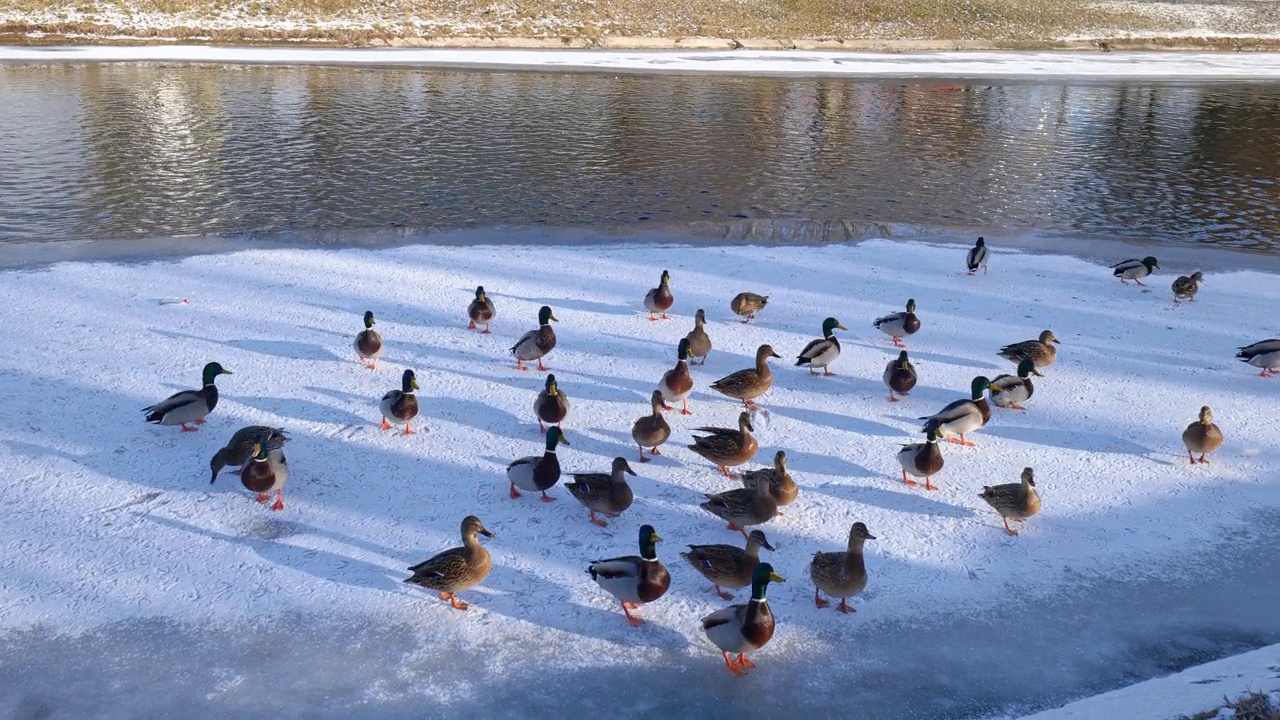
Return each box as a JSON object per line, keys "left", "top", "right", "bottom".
{"left": 480, "top": 529, "right": 494, "bottom": 538}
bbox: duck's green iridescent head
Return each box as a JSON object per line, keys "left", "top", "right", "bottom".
{"left": 638, "top": 524, "right": 663, "bottom": 560}
{"left": 202, "top": 362, "right": 232, "bottom": 386}
{"left": 538, "top": 305, "right": 558, "bottom": 325}
{"left": 924, "top": 422, "right": 939, "bottom": 442}
{"left": 821, "top": 317, "right": 847, "bottom": 337}
{"left": 660, "top": 270, "right": 670, "bottom": 286}
{"left": 750, "top": 562, "right": 785, "bottom": 599}
{"left": 474, "top": 286, "right": 487, "bottom": 302}
{"left": 252, "top": 442, "right": 267, "bottom": 461}
{"left": 897, "top": 350, "right": 911, "bottom": 369}
{"left": 971, "top": 376, "right": 991, "bottom": 399}
{"left": 1016, "top": 359, "right": 1036, "bottom": 378}
{"left": 401, "top": 369, "right": 419, "bottom": 393}
{"left": 544, "top": 425, "right": 569, "bottom": 450}
{"left": 1142, "top": 256, "right": 1160, "bottom": 270}
{"left": 975, "top": 237, "right": 985, "bottom": 248}
{"left": 905, "top": 298, "right": 917, "bottom": 314}
{"left": 363, "top": 310, "right": 376, "bottom": 329}
{"left": 677, "top": 337, "right": 690, "bottom": 361}
{"left": 545, "top": 374, "right": 559, "bottom": 396}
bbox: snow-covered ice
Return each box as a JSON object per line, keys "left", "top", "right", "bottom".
{"left": 1, "top": 238, "right": 1278, "bottom": 717}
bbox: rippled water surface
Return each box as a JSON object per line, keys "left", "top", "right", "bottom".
{"left": 0, "top": 64, "right": 1278, "bottom": 249}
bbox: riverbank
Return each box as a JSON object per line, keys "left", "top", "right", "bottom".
{"left": 2, "top": 0, "right": 1280, "bottom": 50}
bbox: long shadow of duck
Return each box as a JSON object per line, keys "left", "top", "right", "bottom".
{"left": 151, "top": 328, "right": 341, "bottom": 362}
{"left": 983, "top": 425, "right": 1172, "bottom": 464}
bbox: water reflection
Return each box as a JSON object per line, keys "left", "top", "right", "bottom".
{"left": 0, "top": 64, "right": 1277, "bottom": 249}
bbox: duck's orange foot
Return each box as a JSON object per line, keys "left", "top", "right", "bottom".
{"left": 195, "top": 418, "right": 208, "bottom": 425}
{"left": 626, "top": 614, "right": 644, "bottom": 626}
{"left": 509, "top": 484, "right": 522, "bottom": 499}
{"left": 734, "top": 654, "right": 756, "bottom": 669}
{"left": 715, "top": 586, "right": 734, "bottom": 601}
{"left": 481, "top": 326, "right": 491, "bottom": 334}
{"left": 271, "top": 498, "right": 285, "bottom": 511}
{"left": 255, "top": 493, "right": 271, "bottom": 502}
{"left": 589, "top": 512, "right": 608, "bottom": 527}
{"left": 925, "top": 479, "right": 939, "bottom": 491}
{"left": 380, "top": 420, "right": 391, "bottom": 430}
{"left": 180, "top": 424, "right": 198, "bottom": 432}
{"left": 815, "top": 596, "right": 830, "bottom": 609}
{"left": 837, "top": 599, "right": 856, "bottom": 614}
{"left": 468, "top": 321, "right": 477, "bottom": 329}
{"left": 448, "top": 594, "right": 470, "bottom": 611}
{"left": 723, "top": 653, "right": 748, "bottom": 676}
{"left": 403, "top": 427, "right": 417, "bottom": 436}
{"left": 649, "top": 447, "right": 662, "bottom": 455}
{"left": 888, "top": 394, "right": 900, "bottom": 402}
{"left": 540, "top": 493, "right": 556, "bottom": 503}
{"left": 537, "top": 361, "right": 549, "bottom": 371}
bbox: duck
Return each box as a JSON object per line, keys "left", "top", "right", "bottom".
{"left": 980, "top": 467, "right": 1041, "bottom": 536}
{"left": 631, "top": 389, "right": 671, "bottom": 463}
{"left": 1236, "top": 338, "right": 1280, "bottom": 377}
{"left": 379, "top": 369, "right": 420, "bottom": 435}
{"left": 873, "top": 299, "right": 920, "bottom": 348}
{"left": 644, "top": 269, "right": 674, "bottom": 321}
{"left": 685, "top": 308, "right": 712, "bottom": 365}
{"left": 681, "top": 529, "right": 775, "bottom": 600}
{"left": 142, "top": 361, "right": 232, "bottom": 432}
{"left": 896, "top": 424, "right": 944, "bottom": 490}
{"left": 507, "top": 425, "right": 568, "bottom": 501}
{"left": 739, "top": 450, "right": 797, "bottom": 508}
{"left": 809, "top": 522, "right": 875, "bottom": 613}
{"left": 1182, "top": 406, "right": 1224, "bottom": 464}
{"left": 710, "top": 344, "right": 781, "bottom": 409}
{"left": 354, "top": 311, "right": 383, "bottom": 369}
{"left": 533, "top": 374, "right": 570, "bottom": 432}
{"left": 919, "top": 376, "right": 992, "bottom": 447}
{"left": 989, "top": 359, "right": 1036, "bottom": 410}
{"left": 467, "top": 286, "right": 496, "bottom": 333}
{"left": 795, "top": 317, "right": 848, "bottom": 376}
{"left": 966, "top": 236, "right": 989, "bottom": 275}
{"left": 700, "top": 471, "right": 778, "bottom": 540}
{"left": 997, "top": 330, "right": 1059, "bottom": 373}
{"left": 587, "top": 524, "right": 670, "bottom": 626}
{"left": 689, "top": 411, "right": 759, "bottom": 477}
{"left": 658, "top": 337, "right": 695, "bottom": 415}
{"left": 404, "top": 515, "right": 494, "bottom": 611}
{"left": 883, "top": 350, "right": 917, "bottom": 402}
{"left": 1171, "top": 271, "right": 1202, "bottom": 304}
{"left": 233, "top": 441, "right": 289, "bottom": 511}
{"left": 730, "top": 292, "right": 768, "bottom": 323}
{"left": 701, "top": 563, "right": 785, "bottom": 676}
{"left": 566, "top": 457, "right": 636, "bottom": 527}
{"left": 511, "top": 305, "right": 558, "bottom": 371}
{"left": 1112, "top": 256, "right": 1159, "bottom": 285}
{"left": 209, "top": 426, "right": 289, "bottom": 483}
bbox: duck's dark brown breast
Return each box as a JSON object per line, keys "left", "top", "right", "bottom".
{"left": 533, "top": 451, "right": 561, "bottom": 491}
{"left": 393, "top": 393, "right": 419, "bottom": 421}
{"left": 653, "top": 286, "right": 674, "bottom": 310}
{"left": 356, "top": 330, "right": 382, "bottom": 356}
{"left": 666, "top": 362, "right": 693, "bottom": 395}
{"left": 903, "top": 314, "right": 921, "bottom": 334}
{"left": 638, "top": 561, "right": 671, "bottom": 602}
{"left": 537, "top": 325, "right": 556, "bottom": 353}
{"left": 740, "top": 601, "right": 775, "bottom": 647}
{"left": 890, "top": 368, "right": 917, "bottom": 392}
{"left": 975, "top": 397, "right": 991, "bottom": 425}
{"left": 469, "top": 300, "right": 494, "bottom": 323}
{"left": 240, "top": 461, "right": 275, "bottom": 493}
{"left": 537, "top": 394, "right": 568, "bottom": 423}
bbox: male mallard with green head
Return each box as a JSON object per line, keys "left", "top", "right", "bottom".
{"left": 701, "top": 563, "right": 784, "bottom": 676}
{"left": 507, "top": 426, "right": 568, "bottom": 501}
{"left": 998, "top": 330, "right": 1059, "bottom": 374}
{"left": 897, "top": 424, "right": 944, "bottom": 490}
{"left": 231, "top": 441, "right": 290, "bottom": 511}
{"left": 730, "top": 292, "right": 768, "bottom": 323}
{"left": 919, "top": 376, "right": 992, "bottom": 447}
{"left": 980, "top": 467, "right": 1040, "bottom": 535}
{"left": 873, "top": 298, "right": 921, "bottom": 348}
{"left": 1112, "top": 256, "right": 1159, "bottom": 285}
{"left": 1236, "top": 338, "right": 1280, "bottom": 377}
{"left": 658, "top": 337, "right": 695, "bottom": 415}
{"left": 700, "top": 472, "right": 777, "bottom": 540}
{"left": 534, "top": 373, "right": 570, "bottom": 433}
{"left": 711, "top": 344, "right": 781, "bottom": 409}
{"left": 884, "top": 350, "right": 917, "bottom": 402}
{"left": 989, "top": 359, "right": 1036, "bottom": 410}
{"left": 1171, "top": 271, "right": 1202, "bottom": 304}
{"left": 966, "top": 237, "right": 989, "bottom": 275}
{"left": 795, "top": 317, "right": 848, "bottom": 376}
{"left": 685, "top": 308, "right": 712, "bottom": 365}
{"left": 354, "top": 311, "right": 383, "bottom": 370}
{"left": 739, "top": 450, "right": 797, "bottom": 508}
{"left": 689, "top": 411, "right": 759, "bottom": 477}
{"left": 644, "top": 270, "right": 674, "bottom": 321}
{"left": 467, "top": 286, "right": 496, "bottom": 334}
{"left": 682, "top": 529, "right": 775, "bottom": 600}
{"left": 631, "top": 390, "right": 671, "bottom": 463}
{"left": 511, "top": 305, "right": 558, "bottom": 371}
{"left": 809, "top": 522, "right": 875, "bottom": 613}
{"left": 379, "top": 369, "right": 420, "bottom": 435}
{"left": 587, "top": 524, "right": 670, "bottom": 626}
{"left": 1182, "top": 406, "right": 1224, "bottom": 464}
{"left": 404, "top": 515, "right": 494, "bottom": 611}
{"left": 143, "top": 361, "right": 232, "bottom": 432}
{"left": 209, "top": 426, "right": 288, "bottom": 483}
{"left": 566, "top": 457, "right": 637, "bottom": 527}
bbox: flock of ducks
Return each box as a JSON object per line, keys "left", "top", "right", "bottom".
{"left": 139, "top": 237, "right": 1280, "bottom": 676}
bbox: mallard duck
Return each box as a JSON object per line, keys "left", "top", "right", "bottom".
{"left": 795, "top": 317, "right": 848, "bottom": 376}
{"left": 209, "top": 426, "right": 288, "bottom": 483}
{"left": 404, "top": 515, "right": 493, "bottom": 611}
{"left": 533, "top": 373, "right": 570, "bottom": 432}
{"left": 883, "top": 350, "right": 917, "bottom": 402}
{"left": 354, "top": 311, "right": 383, "bottom": 370}
{"left": 234, "top": 441, "right": 289, "bottom": 511}
{"left": 700, "top": 471, "right": 777, "bottom": 539}
{"left": 809, "top": 522, "right": 875, "bottom": 613}
{"left": 631, "top": 389, "right": 671, "bottom": 463}
{"left": 896, "top": 424, "right": 944, "bottom": 490}
{"left": 685, "top": 308, "right": 712, "bottom": 365}
{"left": 740, "top": 450, "right": 797, "bottom": 508}
{"left": 1112, "top": 256, "right": 1159, "bottom": 285}
{"left": 142, "top": 361, "right": 232, "bottom": 432}
{"left": 689, "top": 411, "right": 759, "bottom": 477}
{"left": 1236, "top": 338, "right": 1280, "bottom": 377}
{"left": 566, "top": 457, "right": 636, "bottom": 527}
{"left": 919, "top": 376, "right": 991, "bottom": 447}
{"left": 644, "top": 269, "right": 674, "bottom": 321}
{"left": 1171, "top": 271, "right": 1202, "bottom": 304}
{"left": 379, "top": 369, "right": 420, "bottom": 435}
{"left": 966, "top": 237, "right": 989, "bottom": 275}
{"left": 467, "top": 286, "right": 495, "bottom": 333}
{"left": 658, "top": 337, "right": 695, "bottom": 415}
{"left": 980, "top": 467, "right": 1040, "bottom": 536}
{"left": 507, "top": 425, "right": 568, "bottom": 501}
{"left": 873, "top": 299, "right": 920, "bottom": 348}
{"left": 701, "top": 563, "right": 785, "bottom": 676}
{"left": 511, "top": 305, "right": 558, "bottom": 371}
{"left": 682, "top": 529, "right": 775, "bottom": 600}
{"left": 998, "top": 330, "right": 1059, "bottom": 373}
{"left": 1182, "top": 406, "right": 1224, "bottom": 464}
{"left": 989, "top": 359, "right": 1036, "bottom": 410}
{"left": 730, "top": 292, "right": 768, "bottom": 323}
{"left": 711, "top": 344, "right": 781, "bottom": 409}
{"left": 587, "top": 524, "right": 670, "bottom": 625}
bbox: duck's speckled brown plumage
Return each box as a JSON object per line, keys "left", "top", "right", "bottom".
{"left": 566, "top": 457, "right": 636, "bottom": 526}
{"left": 739, "top": 451, "right": 798, "bottom": 507}
{"left": 1182, "top": 405, "right": 1224, "bottom": 464}
{"left": 631, "top": 390, "right": 672, "bottom": 462}
{"left": 681, "top": 529, "right": 774, "bottom": 599}
{"left": 1171, "top": 271, "right": 1203, "bottom": 303}
{"left": 710, "top": 344, "right": 780, "bottom": 407}
{"left": 685, "top": 308, "right": 712, "bottom": 364}
{"left": 998, "top": 330, "right": 1059, "bottom": 371}
{"left": 209, "top": 426, "right": 289, "bottom": 483}
{"left": 404, "top": 515, "right": 494, "bottom": 610}
{"left": 980, "top": 467, "right": 1041, "bottom": 535}
{"left": 688, "top": 411, "right": 759, "bottom": 475}
{"left": 809, "top": 522, "right": 875, "bottom": 613}
{"left": 700, "top": 472, "right": 777, "bottom": 537}
{"left": 730, "top": 292, "right": 768, "bottom": 322}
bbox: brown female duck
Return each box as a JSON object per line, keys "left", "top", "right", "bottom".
{"left": 809, "top": 522, "right": 875, "bottom": 613}
{"left": 404, "top": 515, "right": 494, "bottom": 611}
{"left": 685, "top": 308, "right": 712, "bottom": 364}
{"left": 710, "top": 344, "right": 781, "bottom": 409}
{"left": 1182, "top": 405, "right": 1224, "bottom": 464}
{"left": 980, "top": 467, "right": 1041, "bottom": 535}
{"left": 700, "top": 471, "right": 777, "bottom": 540}
{"left": 739, "top": 450, "right": 798, "bottom": 508}
{"left": 681, "top": 529, "right": 775, "bottom": 600}
{"left": 688, "top": 411, "right": 759, "bottom": 477}
{"left": 566, "top": 457, "right": 636, "bottom": 527}
{"left": 631, "top": 389, "right": 672, "bottom": 463}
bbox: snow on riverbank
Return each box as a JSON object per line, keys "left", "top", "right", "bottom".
{"left": 1, "top": 238, "right": 1278, "bottom": 715}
